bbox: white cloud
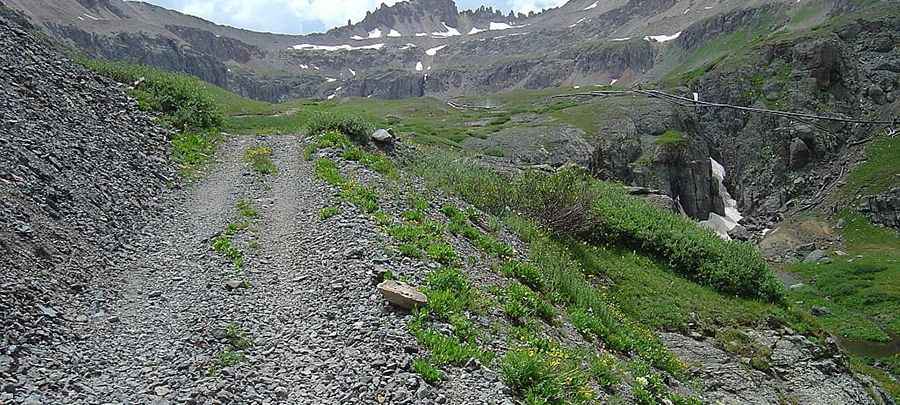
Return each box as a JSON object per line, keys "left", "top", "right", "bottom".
{"left": 174, "top": 0, "right": 404, "bottom": 34}
{"left": 505, "top": 0, "right": 568, "bottom": 14}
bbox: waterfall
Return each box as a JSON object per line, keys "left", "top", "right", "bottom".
{"left": 700, "top": 158, "right": 743, "bottom": 240}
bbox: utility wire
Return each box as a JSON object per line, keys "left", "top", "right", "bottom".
{"left": 552, "top": 89, "right": 898, "bottom": 125}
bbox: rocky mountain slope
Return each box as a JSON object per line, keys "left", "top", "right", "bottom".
{"left": 1, "top": 0, "right": 869, "bottom": 102}
{"left": 0, "top": 7, "right": 176, "bottom": 393}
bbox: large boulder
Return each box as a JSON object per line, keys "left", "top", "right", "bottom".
{"left": 377, "top": 280, "right": 427, "bottom": 310}
{"left": 789, "top": 137, "right": 811, "bottom": 170}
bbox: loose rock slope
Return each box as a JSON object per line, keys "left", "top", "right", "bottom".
{"left": 0, "top": 10, "right": 175, "bottom": 384}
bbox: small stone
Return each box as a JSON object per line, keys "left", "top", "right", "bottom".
{"left": 377, "top": 280, "right": 427, "bottom": 310}
{"left": 148, "top": 291, "right": 162, "bottom": 298}
{"left": 274, "top": 386, "right": 288, "bottom": 399}
{"left": 154, "top": 386, "right": 171, "bottom": 396}
{"left": 224, "top": 280, "right": 243, "bottom": 290}
{"left": 109, "top": 316, "right": 121, "bottom": 323}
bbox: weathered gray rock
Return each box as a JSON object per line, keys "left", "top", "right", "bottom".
{"left": 377, "top": 280, "right": 427, "bottom": 310}
{"left": 662, "top": 330, "right": 888, "bottom": 404}
{"left": 803, "top": 249, "right": 828, "bottom": 263}
{"left": 858, "top": 188, "right": 900, "bottom": 229}
{"left": 868, "top": 85, "right": 887, "bottom": 105}
{"left": 371, "top": 129, "right": 394, "bottom": 143}
{"left": 789, "top": 137, "right": 811, "bottom": 170}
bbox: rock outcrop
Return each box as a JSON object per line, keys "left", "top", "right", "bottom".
{"left": 859, "top": 188, "right": 900, "bottom": 229}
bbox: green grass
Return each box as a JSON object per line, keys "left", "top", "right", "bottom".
{"left": 654, "top": 130, "right": 687, "bottom": 146}
{"left": 319, "top": 206, "right": 341, "bottom": 219}
{"left": 441, "top": 204, "right": 513, "bottom": 258}
{"left": 244, "top": 146, "right": 278, "bottom": 175}
{"left": 499, "top": 282, "right": 557, "bottom": 324}
{"left": 224, "top": 323, "right": 252, "bottom": 350}
{"left": 237, "top": 200, "right": 258, "bottom": 218}
{"left": 305, "top": 111, "right": 374, "bottom": 143}
{"left": 500, "top": 345, "right": 596, "bottom": 404}
{"left": 504, "top": 216, "right": 683, "bottom": 375}
{"left": 412, "top": 358, "right": 444, "bottom": 384}
{"left": 786, "top": 212, "right": 900, "bottom": 343}
{"left": 314, "top": 158, "right": 344, "bottom": 186}
{"left": 212, "top": 234, "right": 244, "bottom": 269}
{"left": 407, "top": 268, "right": 494, "bottom": 369}
{"left": 841, "top": 135, "right": 900, "bottom": 199}
{"left": 171, "top": 130, "right": 223, "bottom": 176}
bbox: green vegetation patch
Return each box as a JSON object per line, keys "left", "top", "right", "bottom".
{"left": 305, "top": 112, "right": 374, "bottom": 144}
{"left": 77, "top": 58, "right": 226, "bottom": 175}
{"left": 410, "top": 150, "right": 783, "bottom": 301}
{"left": 654, "top": 130, "right": 687, "bottom": 146}
{"left": 841, "top": 135, "right": 900, "bottom": 199}
{"left": 244, "top": 146, "right": 278, "bottom": 175}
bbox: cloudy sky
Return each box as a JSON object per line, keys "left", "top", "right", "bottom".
{"left": 137, "top": 0, "right": 569, "bottom": 34}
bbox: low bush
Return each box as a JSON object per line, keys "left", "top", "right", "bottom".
{"left": 305, "top": 112, "right": 374, "bottom": 144}
{"left": 77, "top": 58, "right": 223, "bottom": 131}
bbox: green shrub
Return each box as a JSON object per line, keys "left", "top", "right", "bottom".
{"left": 341, "top": 184, "right": 379, "bottom": 213}
{"left": 589, "top": 353, "right": 621, "bottom": 388}
{"left": 501, "top": 283, "right": 556, "bottom": 323}
{"left": 305, "top": 112, "right": 374, "bottom": 144}
{"left": 77, "top": 58, "right": 223, "bottom": 131}
{"left": 412, "top": 358, "right": 444, "bottom": 383}
{"left": 501, "top": 261, "right": 545, "bottom": 292}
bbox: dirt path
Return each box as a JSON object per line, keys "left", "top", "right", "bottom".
{"left": 29, "top": 135, "right": 445, "bottom": 404}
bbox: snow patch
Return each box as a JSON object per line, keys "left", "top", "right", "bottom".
{"left": 300, "top": 64, "right": 309, "bottom": 69}
{"left": 610, "top": 37, "right": 631, "bottom": 41}
{"left": 415, "top": 61, "right": 424, "bottom": 71}
{"left": 326, "top": 77, "right": 337, "bottom": 83}
{"left": 643, "top": 32, "right": 682, "bottom": 42}
{"left": 401, "top": 43, "right": 417, "bottom": 50}
{"left": 368, "top": 28, "right": 382, "bottom": 39}
{"left": 349, "top": 68, "right": 356, "bottom": 76}
{"left": 432, "top": 22, "right": 461, "bottom": 37}
{"left": 583, "top": 1, "right": 599, "bottom": 10}
{"left": 351, "top": 35, "right": 366, "bottom": 40}
{"left": 610, "top": 79, "right": 618, "bottom": 85}
{"left": 327, "top": 94, "right": 337, "bottom": 100}
{"left": 569, "top": 17, "right": 586, "bottom": 27}
{"left": 83, "top": 13, "right": 100, "bottom": 21}
{"left": 291, "top": 43, "right": 385, "bottom": 51}
{"left": 387, "top": 29, "right": 402, "bottom": 37}
{"left": 468, "top": 27, "right": 486, "bottom": 35}
{"left": 415, "top": 33, "right": 428, "bottom": 37}
{"left": 489, "top": 22, "right": 516, "bottom": 30}
{"left": 683, "top": 8, "right": 690, "bottom": 14}
{"left": 425, "top": 45, "right": 448, "bottom": 56}
{"left": 704, "top": 6, "right": 714, "bottom": 9}
{"left": 699, "top": 158, "right": 744, "bottom": 240}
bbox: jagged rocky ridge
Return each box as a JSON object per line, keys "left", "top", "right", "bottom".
{"left": 0, "top": 0, "right": 839, "bottom": 102}
{"left": 0, "top": 8, "right": 175, "bottom": 371}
